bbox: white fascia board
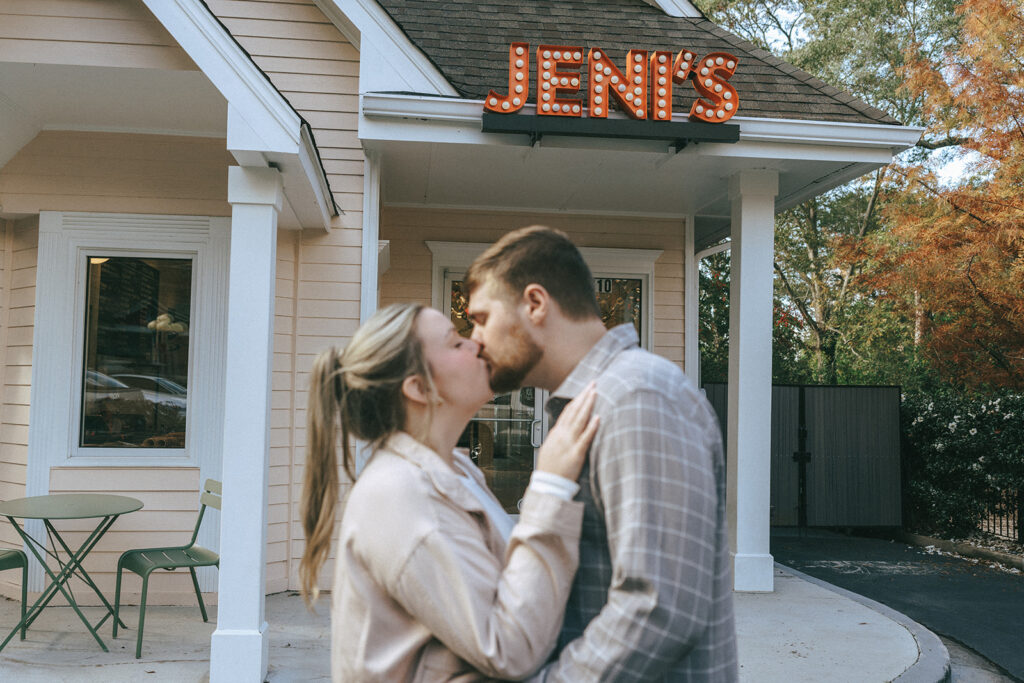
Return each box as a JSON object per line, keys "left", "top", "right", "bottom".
{"left": 142, "top": 0, "right": 301, "bottom": 155}
{"left": 360, "top": 93, "right": 923, "bottom": 158}
{"left": 642, "top": 0, "right": 703, "bottom": 18}
{"left": 315, "top": 0, "right": 458, "bottom": 96}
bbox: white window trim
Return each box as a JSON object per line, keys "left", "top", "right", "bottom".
{"left": 425, "top": 241, "right": 662, "bottom": 349}
{"left": 28, "top": 213, "right": 229, "bottom": 493}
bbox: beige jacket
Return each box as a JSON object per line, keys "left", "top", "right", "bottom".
{"left": 331, "top": 432, "right": 584, "bottom": 682}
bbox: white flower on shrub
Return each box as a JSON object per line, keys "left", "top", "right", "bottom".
{"left": 969, "top": 428, "right": 977, "bottom": 436}
{"left": 948, "top": 422, "right": 957, "bottom": 433}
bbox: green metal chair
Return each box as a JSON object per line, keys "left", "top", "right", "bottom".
{"left": 113, "top": 479, "right": 221, "bottom": 658}
{"left": 0, "top": 547, "right": 27, "bottom": 641}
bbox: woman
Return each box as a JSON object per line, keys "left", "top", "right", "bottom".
{"left": 300, "top": 303, "right": 598, "bottom": 682}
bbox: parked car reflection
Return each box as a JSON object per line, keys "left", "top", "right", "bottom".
{"left": 82, "top": 371, "right": 187, "bottom": 447}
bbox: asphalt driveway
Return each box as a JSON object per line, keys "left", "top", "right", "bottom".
{"left": 772, "top": 529, "right": 1024, "bottom": 682}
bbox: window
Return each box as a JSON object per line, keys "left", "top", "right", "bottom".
{"left": 80, "top": 257, "right": 192, "bottom": 448}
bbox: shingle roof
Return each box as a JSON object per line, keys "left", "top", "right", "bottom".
{"left": 374, "top": 0, "right": 899, "bottom": 125}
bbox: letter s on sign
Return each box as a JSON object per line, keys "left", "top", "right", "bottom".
{"left": 689, "top": 52, "right": 739, "bottom": 123}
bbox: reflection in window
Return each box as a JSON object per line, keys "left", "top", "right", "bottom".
{"left": 80, "top": 257, "right": 191, "bottom": 448}
{"left": 595, "top": 277, "right": 642, "bottom": 337}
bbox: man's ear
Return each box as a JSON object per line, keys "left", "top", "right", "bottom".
{"left": 401, "top": 374, "right": 430, "bottom": 406}
{"left": 521, "top": 283, "right": 550, "bottom": 325}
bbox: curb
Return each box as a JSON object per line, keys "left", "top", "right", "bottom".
{"left": 777, "top": 563, "right": 951, "bottom": 683}
{"left": 894, "top": 532, "right": 1024, "bottom": 571}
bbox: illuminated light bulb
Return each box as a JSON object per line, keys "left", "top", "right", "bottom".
{"left": 696, "top": 104, "right": 705, "bottom": 114}
{"left": 595, "top": 74, "right": 603, "bottom": 82}
{"left": 634, "top": 86, "right": 642, "bottom": 94}
{"left": 659, "top": 111, "right": 667, "bottom": 118}
{"left": 553, "top": 103, "right": 561, "bottom": 111}
{"left": 706, "top": 59, "right": 714, "bottom": 67}
{"left": 594, "top": 106, "right": 603, "bottom": 114}
{"left": 701, "top": 67, "right": 709, "bottom": 76}
{"left": 704, "top": 78, "right": 712, "bottom": 87}
{"left": 489, "top": 98, "right": 498, "bottom": 106}
{"left": 554, "top": 51, "right": 562, "bottom": 60}
{"left": 574, "top": 52, "right": 582, "bottom": 60}
{"left": 634, "top": 64, "right": 643, "bottom": 73}
{"left": 604, "top": 67, "right": 612, "bottom": 76}
{"left": 677, "top": 71, "right": 686, "bottom": 78}
{"left": 515, "top": 59, "right": 524, "bottom": 68}
{"left": 502, "top": 101, "right": 510, "bottom": 110}
{"left": 595, "top": 84, "right": 603, "bottom": 93}
{"left": 542, "top": 93, "right": 551, "bottom": 101}
{"left": 727, "top": 60, "right": 736, "bottom": 69}
{"left": 636, "top": 109, "right": 644, "bottom": 116}
{"left": 542, "top": 82, "right": 551, "bottom": 90}
{"left": 561, "top": 77, "right": 569, "bottom": 86}
{"left": 516, "top": 46, "right": 524, "bottom": 56}
{"left": 659, "top": 77, "right": 667, "bottom": 85}
{"left": 725, "top": 102, "right": 733, "bottom": 110}
{"left": 594, "top": 95, "right": 603, "bottom": 104}
{"left": 515, "top": 84, "right": 524, "bottom": 93}
{"left": 543, "top": 60, "right": 551, "bottom": 69}
{"left": 715, "top": 83, "right": 723, "bottom": 92}
{"left": 626, "top": 92, "right": 634, "bottom": 101}
{"left": 515, "top": 72, "right": 524, "bottom": 81}
{"left": 618, "top": 83, "right": 627, "bottom": 92}
{"left": 658, "top": 99, "right": 666, "bottom": 107}
{"left": 680, "top": 62, "right": 689, "bottom": 70}
{"left": 611, "top": 75, "right": 619, "bottom": 83}
{"left": 716, "top": 110, "right": 725, "bottom": 118}
{"left": 684, "top": 52, "right": 693, "bottom": 60}
{"left": 634, "top": 76, "right": 642, "bottom": 84}
{"left": 658, "top": 54, "right": 667, "bottom": 63}
{"left": 543, "top": 50, "right": 551, "bottom": 58}
{"left": 571, "top": 78, "right": 579, "bottom": 87}
{"left": 513, "top": 97, "right": 521, "bottom": 106}
{"left": 724, "top": 91, "right": 732, "bottom": 100}
{"left": 594, "top": 51, "right": 602, "bottom": 60}
{"left": 716, "top": 57, "right": 724, "bottom": 65}
{"left": 573, "top": 104, "right": 580, "bottom": 113}
{"left": 658, "top": 88, "right": 666, "bottom": 96}
{"left": 659, "top": 66, "right": 667, "bottom": 74}
{"left": 542, "top": 103, "right": 551, "bottom": 111}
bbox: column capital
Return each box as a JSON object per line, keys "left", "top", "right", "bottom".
{"left": 728, "top": 169, "right": 779, "bottom": 200}
{"left": 228, "top": 166, "right": 283, "bottom": 211}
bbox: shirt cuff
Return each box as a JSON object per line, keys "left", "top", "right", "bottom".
{"left": 527, "top": 470, "right": 580, "bottom": 501}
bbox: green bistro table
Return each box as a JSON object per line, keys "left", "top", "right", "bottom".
{"left": 0, "top": 493, "right": 143, "bottom": 652}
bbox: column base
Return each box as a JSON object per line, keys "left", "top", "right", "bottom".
{"left": 733, "top": 552, "right": 774, "bottom": 592}
{"left": 210, "top": 623, "right": 270, "bottom": 682}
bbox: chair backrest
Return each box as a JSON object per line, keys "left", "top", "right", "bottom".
{"left": 189, "top": 479, "right": 222, "bottom": 545}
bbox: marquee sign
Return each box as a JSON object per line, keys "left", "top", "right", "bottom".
{"left": 484, "top": 43, "right": 740, "bottom": 123}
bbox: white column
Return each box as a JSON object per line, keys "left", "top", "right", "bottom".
{"left": 726, "top": 169, "right": 778, "bottom": 593}
{"left": 360, "top": 149, "right": 382, "bottom": 323}
{"left": 683, "top": 214, "right": 700, "bottom": 385}
{"left": 210, "top": 166, "right": 282, "bottom": 682}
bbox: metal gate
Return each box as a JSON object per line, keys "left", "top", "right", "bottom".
{"left": 702, "top": 384, "right": 902, "bottom": 527}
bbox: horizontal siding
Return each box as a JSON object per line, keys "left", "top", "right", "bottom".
{"left": 44, "top": 467, "right": 205, "bottom": 606}
{"left": 0, "top": 131, "right": 233, "bottom": 217}
{"left": 380, "top": 207, "right": 686, "bottom": 365}
{"left": 0, "top": 0, "right": 196, "bottom": 70}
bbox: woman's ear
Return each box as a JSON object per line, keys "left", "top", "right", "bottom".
{"left": 401, "top": 374, "right": 430, "bottom": 406}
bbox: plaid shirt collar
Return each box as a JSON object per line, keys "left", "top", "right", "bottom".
{"left": 546, "top": 323, "right": 639, "bottom": 419}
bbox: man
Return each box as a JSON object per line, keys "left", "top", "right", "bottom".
{"left": 466, "top": 226, "right": 737, "bottom": 682}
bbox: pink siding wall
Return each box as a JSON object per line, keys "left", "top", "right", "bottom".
{"left": 0, "top": 0, "right": 196, "bottom": 70}
{"left": 380, "top": 207, "right": 687, "bottom": 366}
{"left": 204, "top": 0, "right": 364, "bottom": 592}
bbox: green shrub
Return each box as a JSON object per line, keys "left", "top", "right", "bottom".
{"left": 901, "top": 389, "right": 1024, "bottom": 536}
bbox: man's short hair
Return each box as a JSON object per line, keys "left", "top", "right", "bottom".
{"left": 465, "top": 225, "right": 600, "bottom": 320}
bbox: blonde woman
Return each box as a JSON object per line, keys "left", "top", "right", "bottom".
{"left": 301, "top": 303, "right": 598, "bottom": 682}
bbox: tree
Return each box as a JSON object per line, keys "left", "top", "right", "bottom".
{"left": 871, "top": 0, "right": 1024, "bottom": 389}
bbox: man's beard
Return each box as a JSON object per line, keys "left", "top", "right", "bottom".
{"left": 486, "top": 326, "right": 543, "bottom": 394}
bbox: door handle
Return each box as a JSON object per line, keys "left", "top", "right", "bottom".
{"left": 530, "top": 419, "right": 542, "bottom": 449}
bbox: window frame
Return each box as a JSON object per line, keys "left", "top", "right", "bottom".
{"left": 28, "top": 212, "right": 229, "bottom": 472}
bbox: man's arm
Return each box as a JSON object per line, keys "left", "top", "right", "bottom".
{"left": 539, "top": 387, "right": 721, "bottom": 682}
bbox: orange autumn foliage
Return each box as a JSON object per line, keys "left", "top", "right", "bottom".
{"left": 873, "top": 0, "right": 1024, "bottom": 389}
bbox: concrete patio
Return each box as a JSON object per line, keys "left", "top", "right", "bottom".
{"left": 0, "top": 565, "right": 946, "bottom": 682}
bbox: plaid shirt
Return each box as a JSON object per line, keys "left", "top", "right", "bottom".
{"left": 534, "top": 324, "right": 737, "bottom": 682}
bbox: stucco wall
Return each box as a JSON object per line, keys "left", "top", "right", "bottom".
{"left": 380, "top": 207, "right": 687, "bottom": 366}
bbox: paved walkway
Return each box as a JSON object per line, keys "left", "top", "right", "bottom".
{"left": 773, "top": 529, "right": 1024, "bottom": 681}
{"left": 0, "top": 567, "right": 942, "bottom": 682}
